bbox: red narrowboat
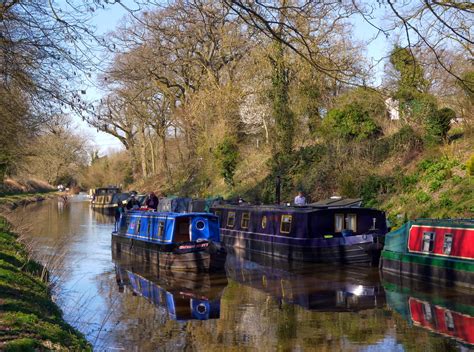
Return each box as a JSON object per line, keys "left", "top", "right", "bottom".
{"left": 409, "top": 297, "right": 474, "bottom": 346}
{"left": 380, "top": 219, "right": 474, "bottom": 288}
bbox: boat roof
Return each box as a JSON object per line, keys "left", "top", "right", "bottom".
{"left": 411, "top": 218, "right": 474, "bottom": 228}
{"left": 212, "top": 203, "right": 380, "bottom": 213}
{"left": 126, "top": 211, "right": 217, "bottom": 219}
{"left": 309, "top": 197, "right": 362, "bottom": 208}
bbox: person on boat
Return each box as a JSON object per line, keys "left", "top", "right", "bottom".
{"left": 126, "top": 194, "right": 140, "bottom": 210}
{"left": 145, "top": 191, "right": 159, "bottom": 210}
{"left": 294, "top": 191, "right": 306, "bottom": 206}
{"left": 114, "top": 203, "right": 125, "bottom": 230}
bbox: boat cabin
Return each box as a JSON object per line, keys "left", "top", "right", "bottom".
{"left": 384, "top": 219, "right": 474, "bottom": 260}
{"left": 211, "top": 204, "right": 387, "bottom": 239}
{"left": 118, "top": 211, "right": 220, "bottom": 244}
{"left": 92, "top": 187, "right": 121, "bottom": 205}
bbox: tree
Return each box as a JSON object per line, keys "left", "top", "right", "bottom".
{"left": 221, "top": 1, "right": 473, "bottom": 89}
{"left": 425, "top": 107, "right": 454, "bottom": 142}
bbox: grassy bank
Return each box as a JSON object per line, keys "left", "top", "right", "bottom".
{"left": 0, "top": 217, "right": 91, "bottom": 351}
{"left": 0, "top": 191, "right": 58, "bottom": 211}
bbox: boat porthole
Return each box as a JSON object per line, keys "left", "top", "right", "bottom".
{"left": 197, "top": 303, "right": 207, "bottom": 314}
{"left": 196, "top": 220, "right": 205, "bottom": 230}
{"left": 362, "top": 234, "right": 367, "bottom": 240}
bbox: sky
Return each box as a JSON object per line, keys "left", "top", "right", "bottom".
{"left": 75, "top": 2, "right": 390, "bottom": 156}
{"left": 72, "top": 2, "right": 134, "bottom": 155}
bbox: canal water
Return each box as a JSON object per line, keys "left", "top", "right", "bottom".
{"left": 10, "top": 196, "right": 472, "bottom": 351}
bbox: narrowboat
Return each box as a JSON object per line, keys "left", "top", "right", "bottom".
{"left": 225, "top": 253, "right": 385, "bottom": 312}
{"left": 211, "top": 203, "right": 387, "bottom": 264}
{"left": 114, "top": 261, "right": 226, "bottom": 321}
{"left": 91, "top": 187, "right": 128, "bottom": 213}
{"left": 380, "top": 219, "right": 474, "bottom": 288}
{"left": 384, "top": 276, "right": 473, "bottom": 347}
{"left": 112, "top": 211, "right": 227, "bottom": 272}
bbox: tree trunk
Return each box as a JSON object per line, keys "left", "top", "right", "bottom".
{"left": 138, "top": 124, "right": 148, "bottom": 178}
{"left": 159, "top": 132, "right": 173, "bottom": 185}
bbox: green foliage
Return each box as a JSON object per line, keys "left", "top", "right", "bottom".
{"left": 415, "top": 191, "right": 431, "bottom": 203}
{"left": 390, "top": 46, "right": 428, "bottom": 99}
{"left": 322, "top": 103, "right": 381, "bottom": 141}
{"left": 4, "top": 338, "right": 40, "bottom": 351}
{"left": 214, "top": 137, "right": 239, "bottom": 187}
{"left": 368, "top": 125, "right": 422, "bottom": 163}
{"left": 425, "top": 107, "right": 454, "bottom": 143}
{"left": 360, "top": 175, "right": 395, "bottom": 207}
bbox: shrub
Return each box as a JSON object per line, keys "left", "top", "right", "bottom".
{"left": 438, "top": 194, "right": 453, "bottom": 208}
{"left": 425, "top": 107, "right": 455, "bottom": 142}
{"left": 322, "top": 103, "right": 381, "bottom": 141}
{"left": 400, "top": 174, "right": 419, "bottom": 192}
{"left": 214, "top": 137, "right": 239, "bottom": 187}
{"left": 360, "top": 175, "right": 395, "bottom": 206}
{"left": 415, "top": 191, "right": 431, "bottom": 203}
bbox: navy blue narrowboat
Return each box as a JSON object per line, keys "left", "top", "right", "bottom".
{"left": 112, "top": 211, "right": 226, "bottom": 272}
{"left": 225, "top": 253, "right": 385, "bottom": 312}
{"left": 211, "top": 203, "right": 387, "bottom": 264}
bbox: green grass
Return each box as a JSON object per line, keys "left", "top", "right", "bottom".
{"left": 0, "top": 191, "right": 57, "bottom": 207}
{"left": 0, "top": 217, "right": 91, "bottom": 351}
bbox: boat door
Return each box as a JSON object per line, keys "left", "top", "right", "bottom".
{"left": 174, "top": 216, "right": 191, "bottom": 242}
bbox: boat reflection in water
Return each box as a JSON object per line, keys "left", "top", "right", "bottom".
{"left": 383, "top": 272, "right": 474, "bottom": 348}
{"left": 225, "top": 250, "right": 385, "bottom": 312}
{"left": 114, "top": 258, "right": 227, "bottom": 321}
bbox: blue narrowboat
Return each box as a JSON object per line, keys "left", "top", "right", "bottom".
{"left": 112, "top": 211, "right": 227, "bottom": 272}
{"left": 114, "top": 263, "right": 225, "bottom": 321}
{"left": 211, "top": 202, "right": 387, "bottom": 265}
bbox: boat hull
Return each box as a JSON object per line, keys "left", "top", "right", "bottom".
{"left": 220, "top": 229, "right": 382, "bottom": 265}
{"left": 111, "top": 233, "right": 226, "bottom": 272}
{"left": 380, "top": 250, "right": 474, "bottom": 289}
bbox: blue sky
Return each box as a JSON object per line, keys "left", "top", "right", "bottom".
{"left": 77, "top": 2, "right": 390, "bottom": 155}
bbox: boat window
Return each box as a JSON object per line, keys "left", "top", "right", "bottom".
{"left": 106, "top": 195, "right": 112, "bottom": 203}
{"left": 335, "top": 214, "right": 344, "bottom": 232}
{"left": 422, "top": 232, "right": 435, "bottom": 252}
{"left": 157, "top": 221, "right": 165, "bottom": 238}
{"left": 227, "top": 212, "right": 236, "bottom": 228}
{"left": 214, "top": 210, "right": 221, "bottom": 220}
{"left": 443, "top": 233, "right": 453, "bottom": 255}
{"left": 147, "top": 221, "right": 152, "bottom": 239}
{"left": 280, "top": 215, "right": 292, "bottom": 234}
{"left": 261, "top": 216, "right": 267, "bottom": 229}
{"left": 241, "top": 212, "right": 250, "bottom": 229}
{"left": 346, "top": 214, "right": 357, "bottom": 232}
{"left": 445, "top": 311, "right": 455, "bottom": 331}
{"left": 135, "top": 219, "right": 141, "bottom": 235}
{"left": 422, "top": 302, "right": 434, "bottom": 322}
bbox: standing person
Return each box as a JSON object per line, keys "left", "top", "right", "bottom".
{"left": 114, "top": 202, "right": 125, "bottom": 231}
{"left": 294, "top": 191, "right": 306, "bottom": 206}
{"left": 145, "top": 191, "right": 159, "bottom": 210}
